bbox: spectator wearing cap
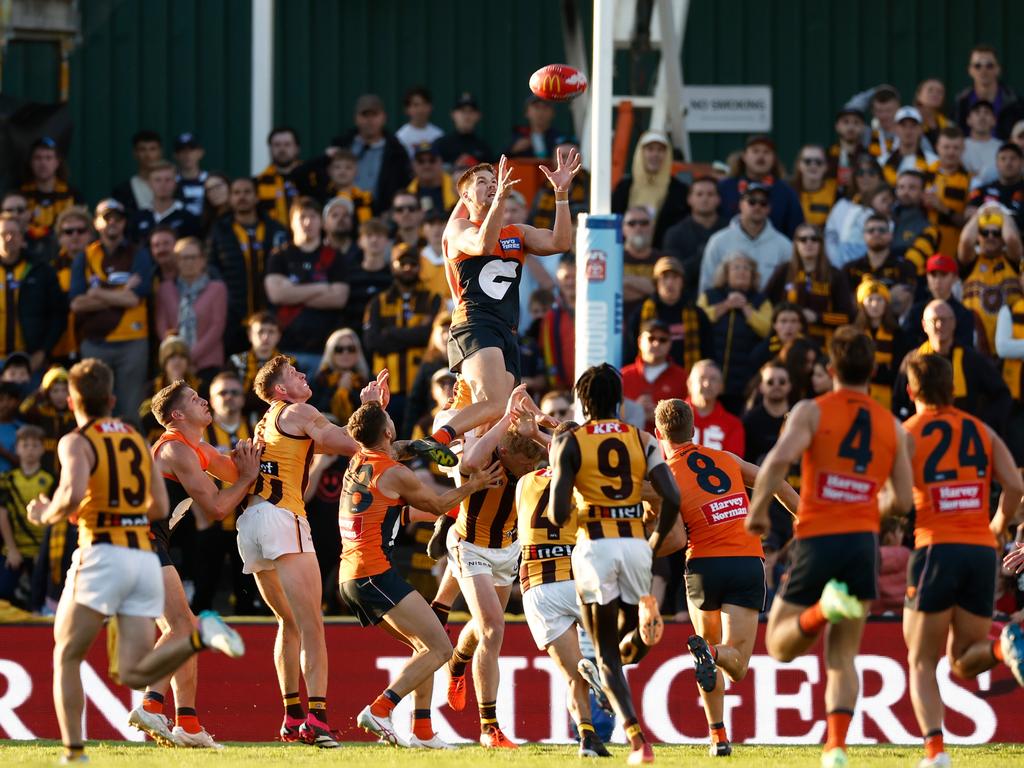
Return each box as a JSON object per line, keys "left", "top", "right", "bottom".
{"left": 207, "top": 176, "right": 288, "bottom": 354}
{"left": 852, "top": 278, "right": 910, "bottom": 409}
{"left": 433, "top": 92, "right": 495, "bottom": 166}
{"left": 631, "top": 256, "right": 711, "bottom": 369}
{"left": 913, "top": 77, "right": 952, "bottom": 149}
{"left": 622, "top": 319, "right": 689, "bottom": 433}
{"left": 51, "top": 206, "right": 92, "bottom": 360}
{"left": 323, "top": 197, "right": 360, "bottom": 264}
{"left": 389, "top": 190, "right": 424, "bottom": 248}
{"left": 621, "top": 205, "right": 664, "bottom": 320}
{"left": 419, "top": 207, "right": 450, "bottom": 304}
{"left": 255, "top": 126, "right": 305, "bottom": 226}
{"left": 717, "top": 135, "right": 803, "bottom": 237}
{"left": 529, "top": 135, "right": 590, "bottom": 231}
{"left": 323, "top": 148, "right": 374, "bottom": 223}
{"left": 0, "top": 213, "right": 66, "bottom": 373}
{"left": 890, "top": 170, "right": 933, "bottom": 265}
{"left": 333, "top": 94, "right": 411, "bottom": 216}
{"left": 407, "top": 143, "right": 457, "bottom": 214}
{"left": 962, "top": 101, "right": 1001, "bottom": 178}
{"left": 111, "top": 129, "right": 163, "bottom": 213}
{"left": 893, "top": 298, "right": 1009, "bottom": 429}
{"left": 363, "top": 244, "right": 441, "bottom": 436}
{"left": 765, "top": 222, "right": 852, "bottom": 349}
{"left": 129, "top": 159, "right": 201, "bottom": 243}
{"left": 699, "top": 182, "right": 791, "bottom": 294}
{"left": 662, "top": 176, "right": 726, "bottom": 294}
{"left": 843, "top": 212, "right": 917, "bottom": 316}
{"left": 506, "top": 94, "right": 559, "bottom": 159}
{"left": 612, "top": 131, "right": 689, "bottom": 248}
{"left": 169, "top": 134, "right": 208, "bottom": 220}
{"left": 265, "top": 196, "right": 350, "bottom": 376}
{"left": 881, "top": 107, "right": 938, "bottom": 186}
{"left": 685, "top": 360, "right": 745, "bottom": 453}
{"left": 924, "top": 126, "right": 971, "bottom": 260}
{"left": 828, "top": 106, "right": 868, "bottom": 194}
{"left": 902, "top": 253, "right": 976, "bottom": 349}
{"left": 954, "top": 45, "right": 1018, "bottom": 138}
{"left": 395, "top": 86, "right": 444, "bottom": 159}
{"left": 966, "top": 143, "right": 1024, "bottom": 231}
{"left": 18, "top": 365, "right": 74, "bottom": 476}
{"left": 791, "top": 144, "right": 838, "bottom": 228}
{"left": 19, "top": 137, "right": 82, "bottom": 239}
{"left": 69, "top": 198, "right": 154, "bottom": 422}
{"left": 994, "top": 264, "right": 1024, "bottom": 464}
{"left": 958, "top": 205, "right": 1023, "bottom": 355}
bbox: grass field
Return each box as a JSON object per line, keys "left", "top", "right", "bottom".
{"left": 5, "top": 742, "right": 1024, "bottom": 767}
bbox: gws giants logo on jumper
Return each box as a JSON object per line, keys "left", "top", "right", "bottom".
{"left": 587, "top": 421, "right": 627, "bottom": 435}
{"left": 478, "top": 259, "right": 519, "bottom": 300}
{"left": 930, "top": 481, "right": 984, "bottom": 513}
{"left": 815, "top": 472, "right": 878, "bottom": 503}
{"left": 700, "top": 492, "right": 749, "bottom": 526}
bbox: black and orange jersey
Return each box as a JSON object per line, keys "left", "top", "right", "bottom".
{"left": 73, "top": 418, "right": 153, "bottom": 550}
{"left": 797, "top": 390, "right": 897, "bottom": 539}
{"left": 924, "top": 162, "right": 971, "bottom": 258}
{"left": 517, "top": 468, "right": 576, "bottom": 591}
{"left": 905, "top": 405, "right": 996, "bottom": 550}
{"left": 338, "top": 449, "right": 408, "bottom": 580}
{"left": 251, "top": 400, "right": 314, "bottom": 517}
{"left": 444, "top": 223, "right": 526, "bottom": 329}
{"left": 152, "top": 429, "right": 212, "bottom": 542}
{"left": 20, "top": 180, "right": 82, "bottom": 236}
{"left": 572, "top": 420, "right": 649, "bottom": 540}
{"left": 454, "top": 452, "right": 518, "bottom": 548}
{"left": 79, "top": 241, "right": 148, "bottom": 342}
{"left": 666, "top": 443, "right": 763, "bottom": 560}
{"left": 363, "top": 285, "right": 441, "bottom": 396}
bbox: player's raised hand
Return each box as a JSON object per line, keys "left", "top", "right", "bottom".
{"left": 495, "top": 154, "right": 520, "bottom": 200}
{"left": 27, "top": 494, "right": 51, "bottom": 525}
{"left": 504, "top": 382, "right": 531, "bottom": 417}
{"left": 540, "top": 146, "right": 583, "bottom": 192}
{"left": 232, "top": 439, "right": 263, "bottom": 481}
{"left": 360, "top": 370, "right": 391, "bottom": 408}
{"left": 1004, "top": 542, "right": 1024, "bottom": 574}
{"left": 469, "top": 461, "right": 506, "bottom": 491}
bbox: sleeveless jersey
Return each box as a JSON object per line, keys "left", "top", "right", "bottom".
{"left": 454, "top": 452, "right": 518, "bottom": 548}
{"left": 905, "top": 405, "right": 996, "bottom": 549}
{"left": 151, "top": 430, "right": 211, "bottom": 544}
{"left": 572, "top": 420, "right": 648, "bottom": 540}
{"left": 517, "top": 468, "right": 576, "bottom": 591}
{"left": 667, "top": 443, "right": 763, "bottom": 560}
{"left": 251, "top": 400, "right": 314, "bottom": 517}
{"left": 797, "top": 390, "right": 898, "bottom": 539}
{"left": 444, "top": 222, "right": 526, "bottom": 330}
{"left": 73, "top": 418, "right": 153, "bottom": 550}
{"left": 202, "top": 418, "right": 253, "bottom": 531}
{"left": 338, "top": 449, "right": 408, "bottom": 580}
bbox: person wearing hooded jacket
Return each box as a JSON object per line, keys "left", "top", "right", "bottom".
{"left": 612, "top": 131, "right": 689, "bottom": 248}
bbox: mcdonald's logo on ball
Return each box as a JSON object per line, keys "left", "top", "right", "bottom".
{"left": 529, "top": 64, "right": 588, "bottom": 102}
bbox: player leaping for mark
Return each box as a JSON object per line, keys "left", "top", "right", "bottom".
{"left": 338, "top": 401, "right": 503, "bottom": 748}
{"left": 418, "top": 149, "right": 582, "bottom": 458}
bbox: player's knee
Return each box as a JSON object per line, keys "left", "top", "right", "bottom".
{"left": 766, "top": 637, "right": 796, "bottom": 663}
{"left": 119, "top": 667, "right": 148, "bottom": 690}
{"left": 165, "top": 611, "right": 196, "bottom": 636}
{"left": 726, "top": 661, "right": 749, "bottom": 682}
{"left": 479, "top": 619, "right": 505, "bottom": 647}
{"left": 429, "top": 637, "right": 454, "bottom": 667}
{"left": 54, "top": 642, "right": 83, "bottom": 667}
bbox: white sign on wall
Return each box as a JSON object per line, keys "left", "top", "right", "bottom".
{"left": 683, "top": 85, "right": 772, "bottom": 132}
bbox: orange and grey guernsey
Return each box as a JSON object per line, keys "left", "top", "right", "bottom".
{"left": 572, "top": 420, "right": 647, "bottom": 540}
{"left": 517, "top": 468, "right": 576, "bottom": 592}
{"left": 339, "top": 449, "right": 408, "bottom": 580}
{"left": 444, "top": 222, "right": 526, "bottom": 330}
{"left": 667, "top": 443, "right": 763, "bottom": 560}
{"left": 250, "top": 400, "right": 314, "bottom": 517}
{"left": 455, "top": 452, "right": 517, "bottom": 548}
{"left": 73, "top": 418, "right": 153, "bottom": 551}
{"left": 797, "top": 390, "right": 897, "bottom": 539}
{"left": 904, "top": 405, "right": 996, "bottom": 550}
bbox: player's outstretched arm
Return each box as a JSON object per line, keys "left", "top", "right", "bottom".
{"left": 519, "top": 146, "right": 583, "bottom": 256}
{"left": 747, "top": 400, "right": 818, "bottom": 535}
{"left": 548, "top": 429, "right": 581, "bottom": 526}
{"left": 27, "top": 432, "right": 91, "bottom": 526}
{"left": 382, "top": 461, "right": 504, "bottom": 516}
{"left": 447, "top": 155, "right": 518, "bottom": 256}
{"left": 290, "top": 403, "right": 359, "bottom": 456}
{"left": 165, "top": 439, "right": 261, "bottom": 521}
{"left": 148, "top": 454, "right": 170, "bottom": 522}
{"left": 730, "top": 451, "right": 800, "bottom": 518}
{"left": 988, "top": 426, "right": 1024, "bottom": 542}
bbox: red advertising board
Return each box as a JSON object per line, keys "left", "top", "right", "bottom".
{"left": 1, "top": 621, "right": 1021, "bottom": 744}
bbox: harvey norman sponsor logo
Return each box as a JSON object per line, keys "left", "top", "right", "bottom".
{"left": 929, "top": 481, "right": 984, "bottom": 513}
{"left": 700, "top": 492, "right": 748, "bottom": 526}
{"left": 816, "top": 472, "right": 878, "bottom": 504}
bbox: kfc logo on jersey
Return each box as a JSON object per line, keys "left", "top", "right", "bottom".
{"left": 816, "top": 472, "right": 878, "bottom": 503}
{"left": 499, "top": 237, "right": 522, "bottom": 252}
{"left": 587, "top": 421, "right": 626, "bottom": 435}
{"left": 96, "top": 420, "right": 130, "bottom": 434}
{"left": 585, "top": 249, "right": 607, "bottom": 282}
{"left": 478, "top": 259, "right": 519, "bottom": 300}
{"left": 930, "top": 481, "right": 984, "bottom": 513}
{"left": 700, "top": 493, "right": 749, "bottom": 526}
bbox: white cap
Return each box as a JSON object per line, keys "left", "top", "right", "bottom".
{"left": 638, "top": 130, "right": 670, "bottom": 148}
{"left": 894, "top": 106, "right": 922, "bottom": 124}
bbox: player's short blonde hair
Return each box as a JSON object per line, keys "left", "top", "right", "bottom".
{"left": 253, "top": 355, "right": 292, "bottom": 404}
{"left": 654, "top": 399, "right": 694, "bottom": 444}
{"left": 457, "top": 163, "right": 496, "bottom": 195}
{"left": 151, "top": 379, "right": 191, "bottom": 428}
{"left": 68, "top": 358, "right": 114, "bottom": 418}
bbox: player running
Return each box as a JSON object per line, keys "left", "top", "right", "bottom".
{"left": 549, "top": 363, "right": 682, "bottom": 764}
{"left": 420, "top": 149, "right": 581, "bottom": 457}
{"left": 126, "top": 380, "right": 262, "bottom": 748}
{"left": 901, "top": 352, "right": 1024, "bottom": 767}
{"left": 27, "top": 359, "right": 243, "bottom": 765}
{"left": 748, "top": 327, "right": 913, "bottom": 768}
{"left": 338, "top": 400, "right": 503, "bottom": 748}
{"left": 654, "top": 398, "right": 798, "bottom": 758}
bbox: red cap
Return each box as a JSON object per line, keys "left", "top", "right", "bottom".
{"left": 926, "top": 254, "right": 957, "bottom": 274}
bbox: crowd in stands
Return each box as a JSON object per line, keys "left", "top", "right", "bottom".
{"left": 2, "top": 44, "right": 1024, "bottom": 622}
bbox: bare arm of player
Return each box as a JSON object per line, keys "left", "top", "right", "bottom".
{"left": 303, "top": 453, "right": 334, "bottom": 503}
{"left": 381, "top": 460, "right": 504, "bottom": 516}
{"left": 880, "top": 421, "right": 914, "bottom": 519}
{"left": 148, "top": 454, "right": 170, "bottom": 522}
{"left": 518, "top": 147, "right": 583, "bottom": 256}
{"left": 728, "top": 451, "right": 800, "bottom": 518}
{"left": 163, "top": 439, "right": 261, "bottom": 521}
{"left": 284, "top": 403, "right": 359, "bottom": 456}
{"left": 747, "top": 399, "right": 819, "bottom": 536}
{"left": 988, "top": 426, "right": 1024, "bottom": 543}
{"left": 643, "top": 433, "right": 682, "bottom": 556}
{"left": 447, "top": 155, "right": 517, "bottom": 256}
{"left": 27, "top": 432, "right": 91, "bottom": 526}
{"left": 548, "top": 430, "right": 581, "bottom": 526}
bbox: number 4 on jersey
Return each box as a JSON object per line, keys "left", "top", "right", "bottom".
{"left": 838, "top": 407, "right": 873, "bottom": 474}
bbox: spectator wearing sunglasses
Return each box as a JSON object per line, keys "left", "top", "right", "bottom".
{"left": 51, "top": 206, "right": 92, "bottom": 361}
{"left": 825, "top": 153, "right": 886, "bottom": 265}
{"left": 791, "top": 145, "right": 837, "bottom": 228}
{"left": 621, "top": 319, "right": 689, "bottom": 433}
{"left": 954, "top": 45, "right": 1018, "bottom": 138}
{"left": 718, "top": 135, "right": 804, "bottom": 237}
{"left": 843, "top": 213, "right": 917, "bottom": 317}
{"left": 310, "top": 328, "right": 369, "bottom": 426}
{"left": 959, "top": 206, "right": 1023, "bottom": 355}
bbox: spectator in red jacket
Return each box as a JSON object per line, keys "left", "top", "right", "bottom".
{"left": 684, "top": 359, "right": 745, "bottom": 453}
{"left": 621, "top": 319, "right": 689, "bottom": 432}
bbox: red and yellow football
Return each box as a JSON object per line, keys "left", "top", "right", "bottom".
{"left": 529, "top": 64, "right": 588, "bottom": 102}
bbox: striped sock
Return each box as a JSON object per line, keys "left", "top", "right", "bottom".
{"left": 412, "top": 709, "right": 433, "bottom": 740}
{"left": 370, "top": 689, "right": 400, "bottom": 717}
{"left": 308, "top": 696, "right": 328, "bottom": 725}
{"left": 479, "top": 700, "right": 497, "bottom": 732}
{"left": 142, "top": 691, "right": 164, "bottom": 714}
{"left": 283, "top": 692, "right": 304, "bottom": 720}
{"left": 175, "top": 708, "right": 200, "bottom": 734}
